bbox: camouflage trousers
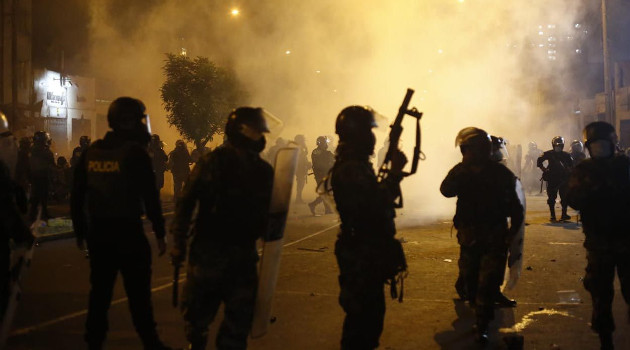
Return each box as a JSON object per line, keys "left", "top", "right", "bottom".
{"left": 458, "top": 243, "right": 507, "bottom": 322}
{"left": 584, "top": 246, "right": 630, "bottom": 333}
{"left": 182, "top": 246, "right": 258, "bottom": 350}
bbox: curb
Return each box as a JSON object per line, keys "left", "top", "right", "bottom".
{"left": 37, "top": 230, "right": 74, "bottom": 243}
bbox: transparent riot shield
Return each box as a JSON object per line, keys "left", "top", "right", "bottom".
{"left": 251, "top": 145, "right": 298, "bottom": 338}
{"left": 502, "top": 179, "right": 526, "bottom": 291}
{"left": 0, "top": 207, "right": 43, "bottom": 347}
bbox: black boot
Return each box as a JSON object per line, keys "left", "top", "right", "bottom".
{"left": 599, "top": 331, "right": 614, "bottom": 350}
{"left": 495, "top": 292, "right": 517, "bottom": 308}
{"left": 560, "top": 207, "right": 571, "bottom": 221}
{"left": 549, "top": 205, "right": 556, "bottom": 221}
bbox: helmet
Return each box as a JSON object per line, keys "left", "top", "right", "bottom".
{"left": 176, "top": 139, "right": 186, "bottom": 147}
{"left": 551, "top": 136, "right": 564, "bottom": 148}
{"left": 335, "top": 106, "right": 377, "bottom": 140}
{"left": 316, "top": 136, "right": 329, "bottom": 147}
{"left": 0, "top": 112, "right": 8, "bottom": 135}
{"left": 225, "top": 107, "right": 270, "bottom": 141}
{"left": 33, "top": 131, "right": 50, "bottom": 146}
{"left": 107, "top": 97, "right": 147, "bottom": 131}
{"left": 583, "top": 121, "right": 616, "bottom": 146}
{"left": 151, "top": 134, "right": 161, "bottom": 142}
{"left": 455, "top": 127, "right": 491, "bottom": 148}
{"left": 570, "top": 140, "right": 583, "bottom": 153}
{"left": 528, "top": 141, "right": 537, "bottom": 151}
{"left": 79, "top": 135, "right": 90, "bottom": 148}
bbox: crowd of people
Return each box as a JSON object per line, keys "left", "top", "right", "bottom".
{"left": 0, "top": 96, "right": 629, "bottom": 350}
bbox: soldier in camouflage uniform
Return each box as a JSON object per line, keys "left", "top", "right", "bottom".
{"left": 567, "top": 122, "right": 630, "bottom": 350}
{"left": 441, "top": 127, "right": 524, "bottom": 343}
{"left": 331, "top": 106, "right": 407, "bottom": 350}
{"left": 170, "top": 107, "right": 273, "bottom": 350}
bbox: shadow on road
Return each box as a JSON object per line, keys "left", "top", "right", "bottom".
{"left": 434, "top": 299, "right": 516, "bottom": 350}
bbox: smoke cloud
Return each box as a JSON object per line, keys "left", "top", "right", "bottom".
{"left": 88, "top": 0, "right": 588, "bottom": 220}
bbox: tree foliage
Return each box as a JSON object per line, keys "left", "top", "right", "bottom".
{"left": 160, "top": 53, "right": 247, "bottom": 148}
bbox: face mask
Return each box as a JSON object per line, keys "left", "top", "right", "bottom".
{"left": 553, "top": 146, "right": 563, "bottom": 152}
{"left": 588, "top": 140, "right": 613, "bottom": 159}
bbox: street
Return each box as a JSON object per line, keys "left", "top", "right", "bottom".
{"left": 5, "top": 195, "right": 630, "bottom": 350}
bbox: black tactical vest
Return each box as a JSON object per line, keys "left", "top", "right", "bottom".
{"left": 85, "top": 142, "right": 143, "bottom": 218}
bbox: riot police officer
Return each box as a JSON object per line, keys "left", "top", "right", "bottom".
{"left": 15, "top": 136, "right": 31, "bottom": 191}
{"left": 308, "top": 136, "right": 334, "bottom": 215}
{"left": 0, "top": 112, "right": 18, "bottom": 178}
{"left": 28, "top": 131, "right": 54, "bottom": 221}
{"left": 330, "top": 106, "right": 407, "bottom": 349}
{"left": 149, "top": 134, "right": 168, "bottom": 191}
{"left": 570, "top": 139, "right": 587, "bottom": 165}
{"left": 294, "top": 134, "right": 310, "bottom": 204}
{"left": 523, "top": 141, "right": 543, "bottom": 194}
{"left": 0, "top": 114, "right": 32, "bottom": 315}
{"left": 537, "top": 136, "right": 573, "bottom": 221}
{"left": 453, "top": 134, "right": 518, "bottom": 308}
{"left": 441, "top": 127, "right": 524, "bottom": 343}
{"left": 566, "top": 122, "right": 630, "bottom": 350}
{"left": 168, "top": 140, "right": 192, "bottom": 199}
{"left": 71, "top": 97, "right": 171, "bottom": 350}
{"left": 170, "top": 107, "right": 273, "bottom": 350}
{"left": 71, "top": 135, "right": 91, "bottom": 169}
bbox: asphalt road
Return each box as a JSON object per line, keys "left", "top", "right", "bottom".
{"left": 6, "top": 195, "right": 630, "bottom": 350}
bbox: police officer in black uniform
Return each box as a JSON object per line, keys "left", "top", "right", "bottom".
{"left": 170, "top": 107, "right": 273, "bottom": 350}
{"left": 567, "top": 122, "right": 630, "bottom": 350}
{"left": 28, "top": 131, "right": 54, "bottom": 221}
{"left": 330, "top": 106, "right": 407, "bottom": 350}
{"left": 71, "top": 135, "right": 91, "bottom": 169}
{"left": 537, "top": 136, "right": 573, "bottom": 221}
{"left": 168, "top": 140, "right": 192, "bottom": 199}
{"left": 441, "top": 127, "right": 524, "bottom": 343}
{"left": 71, "top": 97, "right": 172, "bottom": 350}
{"left": 308, "top": 136, "right": 334, "bottom": 215}
{"left": 570, "top": 139, "right": 587, "bottom": 166}
{"left": 149, "top": 134, "right": 169, "bottom": 191}
{"left": 0, "top": 114, "right": 32, "bottom": 315}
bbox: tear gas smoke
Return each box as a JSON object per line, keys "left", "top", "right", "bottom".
{"left": 89, "top": 0, "right": 589, "bottom": 220}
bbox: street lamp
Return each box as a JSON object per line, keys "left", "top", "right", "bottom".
{"left": 231, "top": 8, "right": 240, "bottom": 17}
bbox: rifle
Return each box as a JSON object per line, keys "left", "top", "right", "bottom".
{"left": 172, "top": 263, "right": 181, "bottom": 308}
{"left": 377, "top": 88, "right": 424, "bottom": 208}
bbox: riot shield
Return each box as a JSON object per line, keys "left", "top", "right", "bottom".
{"left": 251, "top": 145, "right": 298, "bottom": 338}
{"left": 0, "top": 208, "right": 43, "bottom": 347}
{"left": 502, "top": 179, "right": 526, "bottom": 291}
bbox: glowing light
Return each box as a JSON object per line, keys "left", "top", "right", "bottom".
{"left": 180, "top": 48, "right": 187, "bottom": 56}
{"left": 575, "top": 49, "right": 582, "bottom": 54}
{"left": 230, "top": 8, "right": 240, "bottom": 16}
{"left": 574, "top": 23, "right": 581, "bottom": 29}
{"left": 538, "top": 31, "right": 544, "bottom": 36}
{"left": 315, "top": 70, "right": 321, "bottom": 74}
{"left": 285, "top": 50, "right": 291, "bottom": 55}
{"left": 437, "top": 49, "right": 443, "bottom": 54}
{"left": 457, "top": 0, "right": 464, "bottom": 3}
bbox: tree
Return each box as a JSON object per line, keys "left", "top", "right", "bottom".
{"left": 160, "top": 53, "right": 247, "bottom": 149}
